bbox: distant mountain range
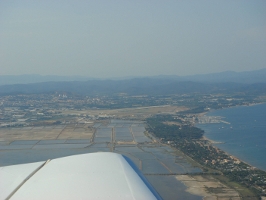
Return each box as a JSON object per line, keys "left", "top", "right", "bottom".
{"left": 0, "top": 74, "right": 93, "bottom": 86}
{"left": 0, "top": 69, "right": 265, "bottom": 96}
{"left": 0, "top": 78, "right": 265, "bottom": 96}
{"left": 0, "top": 68, "right": 265, "bottom": 86}
{"left": 152, "top": 68, "right": 266, "bottom": 83}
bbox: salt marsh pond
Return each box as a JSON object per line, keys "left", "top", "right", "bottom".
{"left": 0, "top": 119, "right": 203, "bottom": 199}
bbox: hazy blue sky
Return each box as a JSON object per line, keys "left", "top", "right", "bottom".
{"left": 1, "top": 0, "right": 265, "bottom": 78}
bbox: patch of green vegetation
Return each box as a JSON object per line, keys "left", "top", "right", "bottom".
{"left": 147, "top": 115, "right": 203, "bottom": 140}
{"left": 213, "top": 175, "right": 259, "bottom": 199}
{"left": 205, "top": 187, "right": 225, "bottom": 194}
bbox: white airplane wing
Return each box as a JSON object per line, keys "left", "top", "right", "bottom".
{"left": 0, "top": 152, "right": 161, "bottom": 200}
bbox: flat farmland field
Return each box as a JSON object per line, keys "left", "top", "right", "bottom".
{"left": 0, "top": 125, "right": 94, "bottom": 141}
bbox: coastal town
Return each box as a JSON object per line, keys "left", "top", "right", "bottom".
{"left": 0, "top": 91, "right": 262, "bottom": 128}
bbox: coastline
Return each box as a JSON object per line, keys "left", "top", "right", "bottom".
{"left": 196, "top": 102, "right": 266, "bottom": 172}
{"left": 201, "top": 136, "right": 224, "bottom": 144}
{"left": 147, "top": 102, "right": 266, "bottom": 198}
{"left": 201, "top": 135, "right": 261, "bottom": 171}
{"left": 204, "top": 102, "right": 266, "bottom": 113}
{"left": 176, "top": 133, "right": 265, "bottom": 199}
{"left": 172, "top": 135, "right": 243, "bottom": 199}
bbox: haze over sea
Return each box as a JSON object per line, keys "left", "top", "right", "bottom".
{"left": 197, "top": 103, "right": 266, "bottom": 171}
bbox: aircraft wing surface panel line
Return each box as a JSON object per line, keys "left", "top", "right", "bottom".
{"left": 0, "top": 161, "right": 46, "bottom": 200}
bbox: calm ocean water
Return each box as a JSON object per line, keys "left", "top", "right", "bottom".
{"left": 196, "top": 103, "right": 266, "bottom": 171}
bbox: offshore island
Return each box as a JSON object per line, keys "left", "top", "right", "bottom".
{"left": 0, "top": 74, "right": 266, "bottom": 199}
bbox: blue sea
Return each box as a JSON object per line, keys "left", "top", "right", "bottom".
{"left": 196, "top": 103, "right": 266, "bottom": 171}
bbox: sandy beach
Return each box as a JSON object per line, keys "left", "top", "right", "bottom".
{"left": 201, "top": 136, "right": 224, "bottom": 144}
